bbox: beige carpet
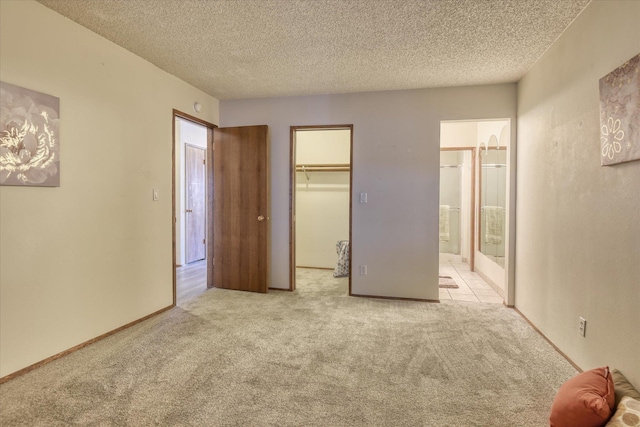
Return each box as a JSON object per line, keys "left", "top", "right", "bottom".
{"left": 0, "top": 269, "right": 576, "bottom": 426}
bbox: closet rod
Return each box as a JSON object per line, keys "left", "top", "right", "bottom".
{"left": 440, "top": 164, "right": 462, "bottom": 168}
{"left": 296, "top": 163, "right": 350, "bottom": 172}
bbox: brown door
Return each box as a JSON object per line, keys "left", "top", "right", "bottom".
{"left": 185, "top": 145, "right": 206, "bottom": 264}
{"left": 209, "top": 125, "right": 269, "bottom": 293}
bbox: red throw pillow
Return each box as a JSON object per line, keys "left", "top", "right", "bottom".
{"left": 550, "top": 366, "right": 615, "bottom": 427}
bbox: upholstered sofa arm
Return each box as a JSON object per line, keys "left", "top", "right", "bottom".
{"left": 611, "top": 369, "right": 640, "bottom": 407}
{"left": 605, "top": 369, "right": 640, "bottom": 427}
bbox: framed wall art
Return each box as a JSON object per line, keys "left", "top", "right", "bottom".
{"left": 0, "top": 81, "right": 60, "bottom": 186}
{"left": 599, "top": 53, "right": 640, "bottom": 166}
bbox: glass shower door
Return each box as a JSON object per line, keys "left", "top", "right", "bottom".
{"left": 439, "top": 151, "right": 462, "bottom": 255}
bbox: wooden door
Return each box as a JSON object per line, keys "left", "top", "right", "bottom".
{"left": 185, "top": 145, "right": 206, "bottom": 263}
{"left": 210, "top": 125, "right": 269, "bottom": 293}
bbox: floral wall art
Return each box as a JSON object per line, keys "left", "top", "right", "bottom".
{"left": 0, "top": 82, "right": 60, "bottom": 186}
{"left": 599, "top": 53, "right": 640, "bottom": 166}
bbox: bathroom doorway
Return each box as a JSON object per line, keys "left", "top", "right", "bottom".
{"left": 289, "top": 125, "right": 353, "bottom": 293}
{"left": 439, "top": 119, "right": 510, "bottom": 304}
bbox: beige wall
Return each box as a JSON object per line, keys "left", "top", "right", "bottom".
{"left": 221, "top": 85, "right": 517, "bottom": 299}
{"left": 516, "top": 0, "right": 640, "bottom": 386}
{"left": 0, "top": 1, "right": 219, "bottom": 377}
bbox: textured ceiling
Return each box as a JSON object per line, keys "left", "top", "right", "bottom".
{"left": 37, "top": 0, "right": 591, "bottom": 100}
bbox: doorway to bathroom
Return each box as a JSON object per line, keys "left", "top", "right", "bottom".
{"left": 439, "top": 119, "right": 510, "bottom": 304}
{"left": 439, "top": 148, "right": 475, "bottom": 269}
{"left": 289, "top": 125, "right": 353, "bottom": 293}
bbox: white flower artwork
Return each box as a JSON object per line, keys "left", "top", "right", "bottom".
{"left": 601, "top": 117, "right": 624, "bottom": 160}
{"left": 0, "top": 82, "right": 60, "bottom": 186}
{"left": 598, "top": 53, "right": 640, "bottom": 166}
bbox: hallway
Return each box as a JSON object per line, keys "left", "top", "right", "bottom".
{"left": 176, "top": 260, "right": 207, "bottom": 305}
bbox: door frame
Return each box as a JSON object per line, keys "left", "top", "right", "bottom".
{"left": 184, "top": 143, "right": 207, "bottom": 264}
{"left": 289, "top": 124, "right": 353, "bottom": 293}
{"left": 440, "top": 147, "right": 476, "bottom": 271}
{"left": 172, "top": 109, "right": 216, "bottom": 306}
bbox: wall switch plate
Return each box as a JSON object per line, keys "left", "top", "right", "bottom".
{"left": 153, "top": 189, "right": 159, "bottom": 201}
{"left": 360, "top": 265, "right": 367, "bottom": 275}
{"left": 360, "top": 193, "right": 367, "bottom": 203}
{"left": 579, "top": 317, "right": 587, "bottom": 337}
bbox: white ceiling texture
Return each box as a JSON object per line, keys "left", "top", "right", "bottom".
{"left": 37, "top": 0, "right": 591, "bottom": 100}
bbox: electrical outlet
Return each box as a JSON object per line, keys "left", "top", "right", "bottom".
{"left": 360, "top": 265, "right": 367, "bottom": 275}
{"left": 579, "top": 317, "right": 587, "bottom": 337}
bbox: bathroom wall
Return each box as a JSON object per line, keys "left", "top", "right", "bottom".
{"left": 440, "top": 121, "right": 477, "bottom": 148}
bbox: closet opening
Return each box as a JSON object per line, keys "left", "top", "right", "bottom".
{"left": 289, "top": 125, "right": 353, "bottom": 294}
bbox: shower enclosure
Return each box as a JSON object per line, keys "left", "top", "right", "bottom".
{"left": 439, "top": 151, "right": 463, "bottom": 255}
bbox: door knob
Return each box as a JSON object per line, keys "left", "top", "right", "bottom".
{"left": 257, "top": 215, "right": 265, "bottom": 221}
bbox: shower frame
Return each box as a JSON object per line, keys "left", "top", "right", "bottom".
{"left": 440, "top": 147, "right": 477, "bottom": 271}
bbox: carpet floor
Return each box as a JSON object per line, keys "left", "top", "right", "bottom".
{"left": 0, "top": 269, "right": 576, "bottom": 426}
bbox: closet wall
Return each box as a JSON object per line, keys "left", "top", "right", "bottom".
{"left": 296, "top": 130, "right": 350, "bottom": 269}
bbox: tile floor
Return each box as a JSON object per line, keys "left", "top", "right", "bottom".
{"left": 439, "top": 253, "right": 504, "bottom": 304}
